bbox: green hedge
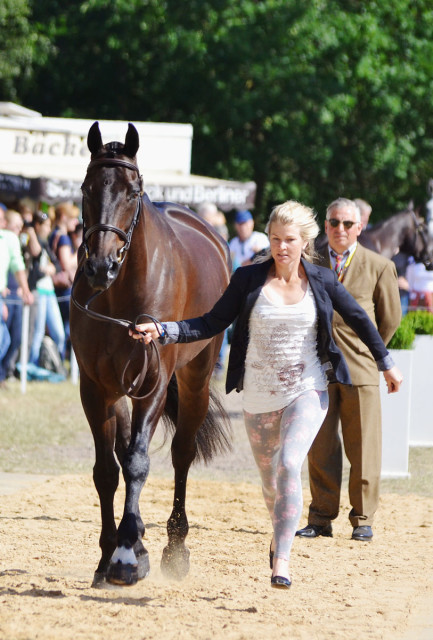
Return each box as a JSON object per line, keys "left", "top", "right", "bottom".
{"left": 387, "top": 311, "right": 433, "bottom": 350}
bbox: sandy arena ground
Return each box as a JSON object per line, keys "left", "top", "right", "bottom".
{"left": 0, "top": 391, "right": 432, "bottom": 640}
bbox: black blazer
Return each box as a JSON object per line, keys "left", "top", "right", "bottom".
{"left": 173, "top": 258, "right": 390, "bottom": 394}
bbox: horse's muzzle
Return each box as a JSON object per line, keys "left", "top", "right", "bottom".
{"left": 84, "top": 256, "right": 120, "bottom": 290}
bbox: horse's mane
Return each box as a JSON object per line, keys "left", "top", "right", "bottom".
{"left": 368, "top": 208, "right": 415, "bottom": 232}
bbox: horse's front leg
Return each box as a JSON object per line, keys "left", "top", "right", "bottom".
{"left": 80, "top": 378, "right": 121, "bottom": 586}
{"left": 106, "top": 392, "right": 165, "bottom": 586}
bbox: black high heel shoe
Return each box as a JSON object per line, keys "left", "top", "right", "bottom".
{"left": 271, "top": 575, "right": 291, "bottom": 589}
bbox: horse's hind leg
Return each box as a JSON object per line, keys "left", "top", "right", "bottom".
{"left": 161, "top": 368, "right": 211, "bottom": 580}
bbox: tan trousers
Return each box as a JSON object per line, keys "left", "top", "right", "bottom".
{"left": 307, "top": 383, "right": 382, "bottom": 528}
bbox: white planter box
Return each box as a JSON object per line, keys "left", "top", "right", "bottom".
{"left": 380, "top": 349, "right": 413, "bottom": 478}
{"left": 409, "top": 335, "right": 433, "bottom": 446}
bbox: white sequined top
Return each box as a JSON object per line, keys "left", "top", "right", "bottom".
{"left": 243, "top": 284, "right": 328, "bottom": 413}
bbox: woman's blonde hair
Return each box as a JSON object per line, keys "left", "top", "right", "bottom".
{"left": 255, "top": 200, "right": 320, "bottom": 263}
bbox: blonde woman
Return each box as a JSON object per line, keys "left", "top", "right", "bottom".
{"left": 129, "top": 200, "right": 402, "bottom": 589}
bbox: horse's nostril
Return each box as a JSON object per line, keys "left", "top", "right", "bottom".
{"left": 109, "top": 260, "right": 119, "bottom": 275}
{"left": 84, "top": 261, "right": 96, "bottom": 277}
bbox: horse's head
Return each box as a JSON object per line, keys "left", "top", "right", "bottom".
{"left": 402, "top": 208, "right": 433, "bottom": 271}
{"left": 416, "top": 228, "right": 433, "bottom": 271}
{"left": 81, "top": 121, "right": 143, "bottom": 290}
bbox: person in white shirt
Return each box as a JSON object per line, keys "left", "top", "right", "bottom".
{"left": 0, "top": 207, "right": 33, "bottom": 387}
{"left": 229, "top": 210, "right": 269, "bottom": 269}
{"left": 406, "top": 260, "right": 433, "bottom": 312}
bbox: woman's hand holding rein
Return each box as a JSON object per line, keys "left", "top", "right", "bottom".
{"left": 129, "top": 322, "right": 162, "bottom": 344}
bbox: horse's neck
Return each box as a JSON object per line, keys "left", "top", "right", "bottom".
{"left": 376, "top": 212, "right": 410, "bottom": 243}
{"left": 361, "top": 212, "right": 411, "bottom": 258}
{"left": 120, "top": 212, "right": 158, "bottom": 287}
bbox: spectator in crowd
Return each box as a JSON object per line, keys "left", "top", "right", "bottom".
{"left": 2, "top": 210, "right": 29, "bottom": 379}
{"left": 197, "top": 202, "right": 230, "bottom": 379}
{"left": 406, "top": 259, "right": 433, "bottom": 313}
{"left": 70, "top": 222, "right": 83, "bottom": 254}
{"left": 16, "top": 201, "right": 34, "bottom": 228}
{"left": 296, "top": 197, "right": 401, "bottom": 543}
{"left": 392, "top": 251, "right": 412, "bottom": 316}
{"left": 229, "top": 210, "right": 269, "bottom": 269}
{"left": 28, "top": 211, "right": 65, "bottom": 369}
{"left": 197, "top": 201, "right": 229, "bottom": 241}
{"left": 354, "top": 198, "right": 372, "bottom": 230}
{"left": 0, "top": 207, "right": 34, "bottom": 389}
{"left": 48, "top": 201, "right": 80, "bottom": 356}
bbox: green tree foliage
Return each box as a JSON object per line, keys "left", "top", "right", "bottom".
{"left": 0, "top": 0, "right": 46, "bottom": 101}
{"left": 12, "top": 1, "right": 433, "bottom": 223}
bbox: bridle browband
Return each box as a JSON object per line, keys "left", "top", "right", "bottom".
{"left": 72, "top": 153, "right": 163, "bottom": 400}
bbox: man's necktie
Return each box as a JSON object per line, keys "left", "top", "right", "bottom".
{"left": 334, "top": 252, "right": 343, "bottom": 278}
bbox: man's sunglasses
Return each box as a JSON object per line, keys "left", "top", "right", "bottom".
{"left": 328, "top": 218, "right": 358, "bottom": 229}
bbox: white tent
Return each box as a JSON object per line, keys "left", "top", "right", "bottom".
{"left": 0, "top": 103, "right": 255, "bottom": 211}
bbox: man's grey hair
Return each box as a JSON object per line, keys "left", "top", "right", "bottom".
{"left": 326, "top": 197, "right": 361, "bottom": 222}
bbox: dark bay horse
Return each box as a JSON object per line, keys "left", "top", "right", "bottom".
{"left": 70, "top": 122, "right": 232, "bottom": 586}
{"left": 359, "top": 204, "right": 433, "bottom": 269}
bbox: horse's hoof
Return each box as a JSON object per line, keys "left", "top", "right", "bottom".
{"left": 107, "top": 561, "right": 138, "bottom": 586}
{"left": 136, "top": 550, "right": 150, "bottom": 580}
{"left": 160, "top": 544, "right": 190, "bottom": 580}
{"left": 92, "top": 571, "right": 107, "bottom": 588}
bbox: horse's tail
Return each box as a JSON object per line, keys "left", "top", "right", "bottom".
{"left": 195, "top": 386, "right": 232, "bottom": 463}
{"left": 161, "top": 374, "right": 232, "bottom": 464}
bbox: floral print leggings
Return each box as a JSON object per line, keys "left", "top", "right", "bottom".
{"left": 244, "top": 389, "right": 329, "bottom": 562}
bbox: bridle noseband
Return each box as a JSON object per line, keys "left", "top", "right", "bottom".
{"left": 72, "top": 154, "right": 163, "bottom": 400}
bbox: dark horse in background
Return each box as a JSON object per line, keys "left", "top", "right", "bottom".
{"left": 70, "top": 122, "right": 232, "bottom": 586}
{"left": 359, "top": 202, "right": 433, "bottom": 269}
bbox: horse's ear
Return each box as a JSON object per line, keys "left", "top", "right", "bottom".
{"left": 88, "top": 121, "right": 103, "bottom": 155}
{"left": 124, "top": 123, "right": 139, "bottom": 158}
{"left": 407, "top": 199, "right": 415, "bottom": 212}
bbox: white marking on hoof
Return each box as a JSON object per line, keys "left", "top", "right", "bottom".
{"left": 110, "top": 546, "right": 138, "bottom": 566}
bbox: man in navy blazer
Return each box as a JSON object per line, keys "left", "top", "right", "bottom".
{"left": 296, "top": 198, "right": 401, "bottom": 542}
